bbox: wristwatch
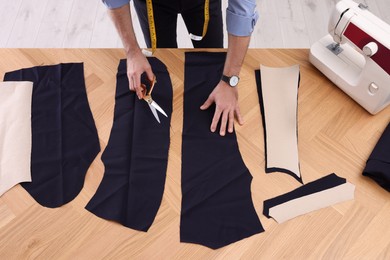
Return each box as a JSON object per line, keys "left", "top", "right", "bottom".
{"left": 221, "top": 74, "right": 240, "bottom": 87}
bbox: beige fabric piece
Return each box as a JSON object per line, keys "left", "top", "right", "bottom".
{"left": 268, "top": 182, "right": 355, "bottom": 223}
{"left": 0, "top": 81, "right": 33, "bottom": 196}
{"left": 260, "top": 64, "right": 301, "bottom": 181}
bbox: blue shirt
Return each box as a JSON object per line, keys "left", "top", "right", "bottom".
{"left": 102, "top": 0, "right": 258, "bottom": 37}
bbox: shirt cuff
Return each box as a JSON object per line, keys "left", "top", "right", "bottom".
{"left": 226, "top": 8, "right": 258, "bottom": 36}
{"left": 103, "top": 0, "right": 130, "bottom": 9}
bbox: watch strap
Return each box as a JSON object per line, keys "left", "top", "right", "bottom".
{"left": 221, "top": 75, "right": 230, "bottom": 85}
{"left": 221, "top": 74, "right": 239, "bottom": 87}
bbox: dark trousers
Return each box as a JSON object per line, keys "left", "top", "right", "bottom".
{"left": 133, "top": 0, "right": 223, "bottom": 48}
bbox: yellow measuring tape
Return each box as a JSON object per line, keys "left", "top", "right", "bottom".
{"left": 145, "top": 0, "right": 210, "bottom": 54}
{"left": 146, "top": 0, "right": 157, "bottom": 54}
{"left": 190, "top": 0, "right": 210, "bottom": 41}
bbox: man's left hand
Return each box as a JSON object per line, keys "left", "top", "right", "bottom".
{"left": 200, "top": 81, "right": 244, "bottom": 136}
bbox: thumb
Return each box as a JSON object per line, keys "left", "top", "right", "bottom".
{"left": 200, "top": 95, "right": 214, "bottom": 110}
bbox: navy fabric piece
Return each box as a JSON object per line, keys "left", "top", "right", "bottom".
{"left": 181, "top": 52, "right": 264, "bottom": 249}
{"left": 263, "top": 173, "right": 346, "bottom": 217}
{"left": 254, "top": 69, "right": 303, "bottom": 183}
{"left": 86, "top": 58, "right": 172, "bottom": 232}
{"left": 363, "top": 122, "right": 390, "bottom": 192}
{"left": 4, "top": 63, "right": 100, "bottom": 208}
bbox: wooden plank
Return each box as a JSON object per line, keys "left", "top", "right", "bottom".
{"left": 0, "top": 0, "right": 23, "bottom": 47}
{"left": 274, "top": 0, "right": 311, "bottom": 48}
{"left": 62, "top": 0, "right": 99, "bottom": 47}
{"left": 0, "top": 203, "right": 15, "bottom": 229}
{"left": 0, "top": 49, "right": 389, "bottom": 259}
{"left": 5, "top": 0, "right": 49, "bottom": 48}
{"left": 90, "top": 2, "right": 121, "bottom": 48}
{"left": 254, "top": 0, "right": 284, "bottom": 48}
{"left": 344, "top": 202, "right": 390, "bottom": 259}
{"left": 34, "top": 0, "right": 74, "bottom": 47}
{"left": 301, "top": 0, "right": 331, "bottom": 45}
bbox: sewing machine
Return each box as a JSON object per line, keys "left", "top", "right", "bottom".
{"left": 309, "top": 0, "right": 390, "bottom": 114}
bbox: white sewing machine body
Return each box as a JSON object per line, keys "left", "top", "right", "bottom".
{"left": 309, "top": 0, "right": 390, "bottom": 114}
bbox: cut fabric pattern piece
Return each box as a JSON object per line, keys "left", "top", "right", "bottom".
{"left": 0, "top": 82, "right": 33, "bottom": 196}
{"left": 86, "top": 58, "right": 172, "bottom": 232}
{"left": 181, "top": 52, "right": 264, "bottom": 249}
{"left": 255, "top": 65, "right": 302, "bottom": 183}
{"left": 263, "top": 173, "right": 355, "bottom": 223}
{"left": 363, "top": 122, "right": 390, "bottom": 192}
{"left": 4, "top": 63, "right": 100, "bottom": 208}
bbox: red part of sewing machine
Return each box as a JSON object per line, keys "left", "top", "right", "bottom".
{"left": 310, "top": 0, "right": 390, "bottom": 114}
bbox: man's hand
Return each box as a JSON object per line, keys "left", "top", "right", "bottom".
{"left": 126, "top": 50, "right": 154, "bottom": 100}
{"left": 106, "top": 4, "right": 154, "bottom": 99}
{"left": 200, "top": 33, "right": 250, "bottom": 136}
{"left": 200, "top": 81, "right": 244, "bottom": 136}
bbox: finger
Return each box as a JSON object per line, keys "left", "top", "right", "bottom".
{"left": 210, "top": 107, "right": 222, "bottom": 133}
{"left": 200, "top": 95, "right": 214, "bottom": 110}
{"left": 145, "top": 67, "right": 155, "bottom": 82}
{"left": 131, "top": 76, "right": 139, "bottom": 96}
{"left": 127, "top": 73, "right": 135, "bottom": 91}
{"left": 219, "top": 110, "right": 229, "bottom": 136}
{"left": 133, "top": 74, "right": 143, "bottom": 99}
{"left": 235, "top": 105, "right": 244, "bottom": 125}
{"left": 228, "top": 110, "right": 234, "bottom": 133}
{"left": 129, "top": 81, "right": 134, "bottom": 92}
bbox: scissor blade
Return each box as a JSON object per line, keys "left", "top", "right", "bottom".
{"left": 150, "top": 101, "right": 168, "bottom": 118}
{"left": 148, "top": 103, "right": 160, "bottom": 123}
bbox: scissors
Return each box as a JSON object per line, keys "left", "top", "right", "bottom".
{"left": 141, "top": 76, "right": 168, "bottom": 123}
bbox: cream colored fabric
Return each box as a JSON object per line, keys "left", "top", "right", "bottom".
{"left": 260, "top": 64, "right": 301, "bottom": 179}
{"left": 0, "top": 81, "right": 33, "bottom": 196}
{"left": 268, "top": 182, "right": 355, "bottom": 223}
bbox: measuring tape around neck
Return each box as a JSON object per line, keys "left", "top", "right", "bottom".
{"left": 145, "top": 0, "right": 210, "bottom": 53}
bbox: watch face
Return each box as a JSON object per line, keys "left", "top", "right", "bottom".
{"left": 229, "top": 76, "right": 239, "bottom": 87}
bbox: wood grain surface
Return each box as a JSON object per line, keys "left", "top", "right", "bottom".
{"left": 0, "top": 49, "right": 389, "bottom": 259}
{"left": 2, "top": 0, "right": 390, "bottom": 48}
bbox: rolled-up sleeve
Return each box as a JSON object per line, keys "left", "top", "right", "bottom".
{"left": 103, "top": 0, "right": 130, "bottom": 9}
{"left": 226, "top": 0, "right": 258, "bottom": 36}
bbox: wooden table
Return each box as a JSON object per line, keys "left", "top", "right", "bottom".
{"left": 0, "top": 49, "right": 389, "bottom": 259}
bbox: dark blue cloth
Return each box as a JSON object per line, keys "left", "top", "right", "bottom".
{"left": 181, "top": 52, "right": 264, "bottom": 249}
{"left": 86, "top": 58, "right": 172, "bottom": 231}
{"left": 263, "top": 173, "right": 346, "bottom": 217}
{"left": 4, "top": 63, "right": 100, "bottom": 208}
{"left": 363, "top": 122, "right": 390, "bottom": 192}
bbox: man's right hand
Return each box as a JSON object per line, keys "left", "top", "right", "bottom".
{"left": 126, "top": 49, "right": 155, "bottom": 100}
{"left": 106, "top": 3, "right": 154, "bottom": 99}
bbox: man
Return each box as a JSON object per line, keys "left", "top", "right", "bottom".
{"left": 103, "top": 0, "right": 258, "bottom": 136}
